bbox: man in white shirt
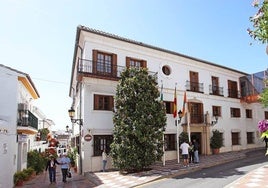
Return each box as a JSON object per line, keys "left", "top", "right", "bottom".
{"left": 180, "top": 140, "right": 190, "bottom": 167}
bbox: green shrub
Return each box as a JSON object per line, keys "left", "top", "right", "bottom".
{"left": 67, "top": 147, "right": 78, "bottom": 167}
{"left": 23, "top": 167, "right": 34, "bottom": 178}
{"left": 13, "top": 171, "right": 26, "bottom": 185}
{"left": 27, "top": 151, "right": 46, "bottom": 174}
{"left": 210, "top": 130, "right": 223, "bottom": 149}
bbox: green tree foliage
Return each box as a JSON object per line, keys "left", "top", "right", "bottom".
{"left": 110, "top": 68, "right": 167, "bottom": 173}
{"left": 260, "top": 88, "right": 268, "bottom": 107}
{"left": 248, "top": 0, "right": 268, "bottom": 44}
{"left": 39, "top": 128, "right": 49, "bottom": 141}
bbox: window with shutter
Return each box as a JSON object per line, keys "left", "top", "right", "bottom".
{"left": 126, "top": 57, "right": 147, "bottom": 68}
{"left": 94, "top": 94, "right": 114, "bottom": 111}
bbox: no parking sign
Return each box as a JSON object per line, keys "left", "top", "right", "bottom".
{"left": 84, "top": 134, "right": 92, "bottom": 142}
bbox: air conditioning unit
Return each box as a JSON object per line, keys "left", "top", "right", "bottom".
{"left": 18, "top": 103, "right": 28, "bottom": 111}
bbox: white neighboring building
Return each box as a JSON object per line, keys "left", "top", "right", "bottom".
{"left": 31, "top": 106, "right": 55, "bottom": 152}
{"left": 0, "top": 64, "right": 48, "bottom": 187}
{"left": 69, "top": 25, "right": 268, "bottom": 173}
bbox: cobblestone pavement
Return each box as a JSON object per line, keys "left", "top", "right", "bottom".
{"left": 18, "top": 148, "right": 266, "bottom": 188}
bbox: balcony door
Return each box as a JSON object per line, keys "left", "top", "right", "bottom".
{"left": 212, "top": 76, "right": 219, "bottom": 95}
{"left": 189, "top": 102, "right": 203, "bottom": 124}
{"left": 92, "top": 50, "right": 117, "bottom": 77}
{"left": 190, "top": 71, "right": 199, "bottom": 92}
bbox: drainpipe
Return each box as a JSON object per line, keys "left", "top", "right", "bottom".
{"left": 77, "top": 43, "right": 83, "bottom": 175}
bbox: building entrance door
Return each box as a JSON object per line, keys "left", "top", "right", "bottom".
{"left": 191, "top": 132, "right": 202, "bottom": 154}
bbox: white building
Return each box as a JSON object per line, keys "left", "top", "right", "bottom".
{"left": 0, "top": 64, "right": 56, "bottom": 187}
{"left": 69, "top": 25, "right": 267, "bottom": 173}
{"left": 32, "top": 107, "right": 55, "bottom": 152}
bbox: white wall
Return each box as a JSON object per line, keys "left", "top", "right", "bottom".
{"left": 0, "top": 66, "right": 19, "bottom": 188}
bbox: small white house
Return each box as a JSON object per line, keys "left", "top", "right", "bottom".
{"left": 0, "top": 64, "right": 45, "bottom": 187}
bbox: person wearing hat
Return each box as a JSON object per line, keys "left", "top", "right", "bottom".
{"left": 45, "top": 155, "right": 60, "bottom": 184}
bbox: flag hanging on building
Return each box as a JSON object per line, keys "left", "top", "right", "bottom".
{"left": 182, "top": 91, "right": 187, "bottom": 116}
{"left": 160, "top": 82, "right": 163, "bottom": 101}
{"left": 173, "top": 86, "right": 177, "bottom": 118}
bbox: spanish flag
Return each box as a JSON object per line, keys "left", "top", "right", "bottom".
{"left": 173, "top": 87, "right": 177, "bottom": 118}
{"left": 182, "top": 91, "right": 187, "bottom": 117}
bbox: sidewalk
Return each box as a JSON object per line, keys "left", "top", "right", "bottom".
{"left": 225, "top": 164, "right": 268, "bottom": 188}
{"left": 19, "top": 148, "right": 266, "bottom": 188}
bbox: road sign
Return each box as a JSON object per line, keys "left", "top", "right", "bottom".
{"left": 84, "top": 134, "right": 92, "bottom": 142}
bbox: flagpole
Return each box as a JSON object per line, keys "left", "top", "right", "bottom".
{"left": 187, "top": 110, "right": 191, "bottom": 142}
{"left": 162, "top": 133, "right": 165, "bottom": 166}
{"left": 177, "top": 116, "right": 180, "bottom": 163}
{"left": 174, "top": 83, "right": 179, "bottom": 164}
{"left": 183, "top": 91, "right": 191, "bottom": 142}
{"left": 160, "top": 80, "right": 165, "bottom": 166}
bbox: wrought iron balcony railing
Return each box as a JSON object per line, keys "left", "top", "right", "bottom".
{"left": 186, "top": 81, "right": 204, "bottom": 93}
{"left": 17, "top": 110, "right": 38, "bottom": 130}
{"left": 78, "top": 58, "right": 125, "bottom": 79}
{"left": 77, "top": 58, "right": 157, "bottom": 79}
{"left": 228, "top": 89, "right": 240, "bottom": 99}
{"left": 182, "top": 113, "right": 205, "bottom": 124}
{"left": 209, "top": 85, "right": 224, "bottom": 96}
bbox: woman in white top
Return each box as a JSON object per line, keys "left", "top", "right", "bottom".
{"left": 102, "top": 149, "right": 107, "bottom": 172}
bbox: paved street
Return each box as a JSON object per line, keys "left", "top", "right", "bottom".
{"left": 18, "top": 148, "right": 267, "bottom": 188}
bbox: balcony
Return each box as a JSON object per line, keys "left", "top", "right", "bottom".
{"left": 209, "top": 85, "right": 224, "bottom": 96}
{"left": 17, "top": 108, "right": 38, "bottom": 135}
{"left": 77, "top": 58, "right": 157, "bottom": 81}
{"left": 77, "top": 58, "right": 125, "bottom": 81}
{"left": 239, "top": 72, "right": 266, "bottom": 103}
{"left": 228, "top": 89, "right": 240, "bottom": 99}
{"left": 240, "top": 94, "right": 259, "bottom": 103}
{"left": 182, "top": 113, "right": 205, "bottom": 125}
{"left": 186, "top": 81, "right": 204, "bottom": 93}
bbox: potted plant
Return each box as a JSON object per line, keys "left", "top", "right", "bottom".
{"left": 210, "top": 130, "right": 223, "bottom": 154}
{"left": 23, "top": 167, "right": 35, "bottom": 181}
{"left": 67, "top": 147, "right": 78, "bottom": 168}
{"left": 14, "top": 171, "right": 26, "bottom": 186}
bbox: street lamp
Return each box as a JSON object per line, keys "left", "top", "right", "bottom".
{"left": 68, "top": 107, "right": 83, "bottom": 174}
{"left": 211, "top": 116, "right": 218, "bottom": 126}
{"left": 205, "top": 112, "right": 218, "bottom": 126}
{"left": 66, "top": 125, "right": 69, "bottom": 132}
{"left": 68, "top": 107, "right": 83, "bottom": 125}
{"left": 178, "top": 110, "right": 183, "bottom": 123}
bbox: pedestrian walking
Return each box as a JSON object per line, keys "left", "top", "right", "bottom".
{"left": 180, "top": 140, "right": 190, "bottom": 167}
{"left": 45, "top": 155, "right": 60, "bottom": 184}
{"left": 102, "top": 149, "right": 108, "bottom": 172}
{"left": 263, "top": 136, "right": 268, "bottom": 148}
{"left": 58, "top": 154, "right": 71, "bottom": 183}
{"left": 188, "top": 142, "right": 194, "bottom": 163}
{"left": 193, "top": 139, "right": 199, "bottom": 163}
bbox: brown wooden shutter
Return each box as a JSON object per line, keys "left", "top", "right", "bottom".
{"left": 142, "top": 60, "right": 147, "bottom": 68}
{"left": 109, "top": 96, "right": 114, "bottom": 111}
{"left": 126, "top": 57, "right": 130, "bottom": 68}
{"left": 112, "top": 54, "right": 117, "bottom": 77}
{"left": 94, "top": 94, "right": 98, "bottom": 110}
{"left": 92, "top": 50, "right": 98, "bottom": 74}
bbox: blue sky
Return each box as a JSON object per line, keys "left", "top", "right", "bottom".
{"left": 0, "top": 0, "right": 267, "bottom": 130}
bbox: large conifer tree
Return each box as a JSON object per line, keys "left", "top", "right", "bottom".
{"left": 110, "top": 68, "right": 166, "bottom": 172}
